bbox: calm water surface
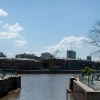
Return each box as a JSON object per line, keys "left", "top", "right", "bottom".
{"left": 1, "top": 74, "right": 73, "bottom": 100}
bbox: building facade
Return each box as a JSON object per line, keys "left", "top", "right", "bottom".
{"left": 67, "top": 50, "right": 76, "bottom": 59}
{"left": 0, "top": 52, "right": 6, "bottom": 57}
{"left": 87, "top": 56, "right": 91, "bottom": 61}
{"left": 0, "top": 57, "right": 99, "bottom": 70}
{"left": 41, "top": 52, "right": 51, "bottom": 59}
{"left": 15, "top": 53, "right": 35, "bottom": 59}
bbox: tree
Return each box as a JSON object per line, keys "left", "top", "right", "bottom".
{"left": 87, "top": 21, "right": 100, "bottom": 56}
{"left": 81, "top": 67, "right": 95, "bottom": 76}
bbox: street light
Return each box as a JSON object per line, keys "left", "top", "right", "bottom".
{"left": 2, "top": 62, "right": 5, "bottom": 78}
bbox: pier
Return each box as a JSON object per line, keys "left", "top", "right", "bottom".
{"left": 68, "top": 75, "right": 100, "bottom": 100}
{"left": 0, "top": 73, "right": 21, "bottom": 98}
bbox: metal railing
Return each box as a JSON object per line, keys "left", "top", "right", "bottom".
{"left": 0, "top": 71, "right": 17, "bottom": 79}
{"left": 73, "top": 74, "right": 100, "bottom": 90}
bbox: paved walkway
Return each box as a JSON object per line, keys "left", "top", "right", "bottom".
{"left": 76, "top": 78, "right": 100, "bottom": 91}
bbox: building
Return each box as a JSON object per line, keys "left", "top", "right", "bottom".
{"left": 15, "top": 53, "right": 41, "bottom": 61}
{"left": 87, "top": 56, "right": 91, "bottom": 61}
{"left": 0, "top": 57, "right": 42, "bottom": 70}
{"left": 41, "top": 52, "right": 51, "bottom": 59}
{"left": 15, "top": 53, "right": 35, "bottom": 59}
{"left": 67, "top": 50, "right": 76, "bottom": 59}
{"left": 0, "top": 52, "right": 6, "bottom": 57}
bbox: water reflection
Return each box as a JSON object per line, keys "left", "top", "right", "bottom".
{"left": 0, "top": 74, "right": 73, "bottom": 100}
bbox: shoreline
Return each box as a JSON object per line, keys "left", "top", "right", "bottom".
{"left": 1, "top": 69, "right": 100, "bottom": 74}
{"left": 1, "top": 69, "right": 82, "bottom": 74}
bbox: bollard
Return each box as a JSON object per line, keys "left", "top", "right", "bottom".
{"left": 66, "top": 89, "right": 68, "bottom": 100}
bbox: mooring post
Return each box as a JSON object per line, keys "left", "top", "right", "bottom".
{"left": 66, "top": 89, "right": 69, "bottom": 100}
{"left": 66, "top": 90, "right": 68, "bottom": 100}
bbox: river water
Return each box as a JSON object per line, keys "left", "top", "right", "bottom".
{"left": 1, "top": 74, "right": 73, "bottom": 100}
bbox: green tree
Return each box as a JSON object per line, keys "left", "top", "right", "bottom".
{"left": 81, "top": 67, "right": 95, "bottom": 76}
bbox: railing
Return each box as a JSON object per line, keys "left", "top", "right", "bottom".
{"left": 73, "top": 74, "right": 100, "bottom": 90}
{"left": 0, "top": 71, "right": 17, "bottom": 79}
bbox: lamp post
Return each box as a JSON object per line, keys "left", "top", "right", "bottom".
{"left": 2, "top": 62, "right": 5, "bottom": 78}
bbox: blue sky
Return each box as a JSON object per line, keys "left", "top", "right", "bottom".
{"left": 0, "top": 0, "right": 100, "bottom": 61}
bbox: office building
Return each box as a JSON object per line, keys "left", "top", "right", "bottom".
{"left": 87, "top": 56, "right": 91, "bottom": 61}
{"left": 0, "top": 52, "right": 6, "bottom": 57}
{"left": 15, "top": 53, "right": 35, "bottom": 59}
{"left": 67, "top": 50, "right": 76, "bottom": 59}
{"left": 41, "top": 52, "right": 51, "bottom": 59}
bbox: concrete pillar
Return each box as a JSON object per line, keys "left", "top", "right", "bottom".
{"left": 13, "top": 76, "right": 21, "bottom": 89}
{"left": 69, "top": 77, "right": 76, "bottom": 90}
{"left": 0, "top": 75, "right": 21, "bottom": 98}
{"left": 0, "top": 78, "right": 8, "bottom": 98}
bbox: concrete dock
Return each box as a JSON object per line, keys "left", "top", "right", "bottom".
{"left": 0, "top": 75, "right": 21, "bottom": 98}
{"left": 68, "top": 77, "right": 100, "bottom": 100}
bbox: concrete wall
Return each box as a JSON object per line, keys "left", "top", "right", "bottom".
{"left": 73, "top": 80, "right": 87, "bottom": 100}
{"left": 0, "top": 78, "right": 8, "bottom": 98}
{"left": 0, "top": 76, "right": 21, "bottom": 98}
{"left": 72, "top": 79, "right": 100, "bottom": 100}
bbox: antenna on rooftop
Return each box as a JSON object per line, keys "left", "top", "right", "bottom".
{"left": 71, "top": 42, "right": 72, "bottom": 51}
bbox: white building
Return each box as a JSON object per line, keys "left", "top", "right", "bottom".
{"left": 41, "top": 52, "right": 51, "bottom": 59}
{"left": 15, "top": 53, "right": 35, "bottom": 59}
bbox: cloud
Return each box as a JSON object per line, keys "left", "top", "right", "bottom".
{"left": 0, "top": 23, "right": 24, "bottom": 39}
{"left": 34, "top": 51, "right": 42, "bottom": 56}
{"left": 44, "top": 36, "right": 88, "bottom": 52}
{"left": 14, "top": 40, "right": 26, "bottom": 46}
{"left": 26, "top": 51, "right": 30, "bottom": 54}
{"left": 0, "top": 21, "right": 3, "bottom": 23}
{"left": 3, "top": 23, "right": 23, "bottom": 33}
{"left": 0, "top": 9, "right": 7, "bottom": 25}
{"left": 0, "top": 9, "right": 8, "bottom": 16}
{"left": 6, "top": 52, "right": 14, "bottom": 57}
{"left": 34, "top": 36, "right": 88, "bottom": 56}
{"left": 0, "top": 32, "right": 20, "bottom": 39}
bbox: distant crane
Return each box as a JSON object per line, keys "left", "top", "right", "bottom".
{"left": 49, "top": 50, "right": 61, "bottom": 70}
{"left": 50, "top": 50, "right": 61, "bottom": 59}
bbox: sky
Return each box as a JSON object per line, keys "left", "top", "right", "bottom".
{"left": 0, "top": 0, "right": 100, "bottom": 61}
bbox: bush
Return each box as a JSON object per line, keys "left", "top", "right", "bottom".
{"left": 81, "top": 67, "right": 95, "bottom": 76}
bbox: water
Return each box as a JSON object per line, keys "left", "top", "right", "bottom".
{"left": 0, "top": 74, "right": 73, "bottom": 100}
